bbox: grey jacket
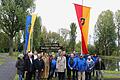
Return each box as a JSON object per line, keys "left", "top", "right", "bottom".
{"left": 56, "top": 56, "right": 66, "bottom": 72}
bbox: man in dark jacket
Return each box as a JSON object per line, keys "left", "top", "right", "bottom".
{"left": 95, "top": 57, "right": 105, "bottom": 80}
{"left": 24, "top": 52, "right": 34, "bottom": 80}
{"left": 16, "top": 54, "right": 24, "bottom": 80}
{"left": 92, "top": 54, "right": 98, "bottom": 77}
{"left": 68, "top": 53, "right": 77, "bottom": 80}
{"left": 34, "top": 53, "right": 45, "bottom": 80}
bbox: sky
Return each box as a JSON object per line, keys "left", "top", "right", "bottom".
{"left": 34, "top": 0, "right": 120, "bottom": 44}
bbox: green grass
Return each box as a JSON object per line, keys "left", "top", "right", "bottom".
{"left": 10, "top": 52, "right": 21, "bottom": 60}
{"left": 0, "top": 57, "right": 6, "bottom": 65}
{"left": 0, "top": 61, "right": 4, "bottom": 65}
{"left": 103, "top": 70, "right": 120, "bottom": 79}
{"left": 101, "top": 55, "right": 120, "bottom": 60}
{"left": 104, "top": 70, "right": 120, "bottom": 74}
{"left": 14, "top": 74, "right": 18, "bottom": 80}
{"left": 12, "top": 52, "right": 20, "bottom": 56}
{"left": 104, "top": 76, "right": 120, "bottom": 79}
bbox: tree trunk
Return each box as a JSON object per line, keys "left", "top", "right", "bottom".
{"left": 9, "top": 37, "right": 13, "bottom": 56}
{"left": 118, "top": 25, "right": 120, "bottom": 56}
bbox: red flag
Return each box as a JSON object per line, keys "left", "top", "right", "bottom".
{"left": 74, "top": 4, "right": 91, "bottom": 54}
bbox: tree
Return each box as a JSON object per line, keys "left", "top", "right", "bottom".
{"left": 47, "top": 31, "right": 60, "bottom": 43}
{"left": 40, "top": 26, "right": 48, "bottom": 46}
{"left": 14, "top": 31, "right": 21, "bottom": 52}
{"left": 69, "top": 23, "right": 77, "bottom": 52}
{"left": 59, "top": 28, "right": 70, "bottom": 51}
{"left": 94, "top": 10, "right": 117, "bottom": 56}
{"left": 88, "top": 44, "right": 95, "bottom": 54}
{"left": 75, "top": 41, "right": 81, "bottom": 52}
{"left": 33, "top": 16, "right": 42, "bottom": 51}
{"left": 115, "top": 10, "right": 120, "bottom": 55}
{"left": 0, "top": 32, "right": 9, "bottom": 52}
{"left": 47, "top": 31, "right": 68, "bottom": 49}
{"left": 59, "top": 28, "right": 69, "bottom": 41}
{"left": 0, "top": 0, "right": 35, "bottom": 55}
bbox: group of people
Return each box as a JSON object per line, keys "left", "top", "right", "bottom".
{"left": 15, "top": 50, "right": 105, "bottom": 80}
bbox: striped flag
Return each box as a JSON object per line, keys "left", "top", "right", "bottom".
{"left": 25, "top": 14, "right": 37, "bottom": 53}
{"left": 25, "top": 15, "right": 32, "bottom": 53}
{"left": 74, "top": 4, "right": 91, "bottom": 54}
{"left": 27, "top": 14, "right": 37, "bottom": 52}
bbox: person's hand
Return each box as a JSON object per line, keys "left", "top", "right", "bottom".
{"left": 25, "top": 71, "right": 27, "bottom": 74}
{"left": 70, "top": 67, "right": 73, "bottom": 70}
{"left": 36, "top": 70, "right": 38, "bottom": 72}
{"left": 41, "top": 69, "right": 44, "bottom": 71}
{"left": 89, "top": 68, "right": 92, "bottom": 70}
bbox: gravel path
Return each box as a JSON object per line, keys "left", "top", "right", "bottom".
{"left": 0, "top": 53, "right": 16, "bottom": 80}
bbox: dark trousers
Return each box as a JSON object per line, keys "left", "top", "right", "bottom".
{"left": 35, "top": 71, "right": 42, "bottom": 80}
{"left": 58, "top": 72, "right": 65, "bottom": 80}
{"left": 47, "top": 69, "right": 55, "bottom": 80}
{"left": 72, "top": 69, "right": 78, "bottom": 80}
{"left": 67, "top": 69, "right": 78, "bottom": 80}
{"left": 85, "top": 72, "right": 92, "bottom": 80}
{"left": 25, "top": 72, "right": 33, "bottom": 80}
{"left": 67, "top": 69, "right": 71, "bottom": 80}
{"left": 92, "top": 68, "right": 95, "bottom": 77}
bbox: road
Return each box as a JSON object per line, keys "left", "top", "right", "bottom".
{"left": 0, "top": 53, "right": 16, "bottom": 80}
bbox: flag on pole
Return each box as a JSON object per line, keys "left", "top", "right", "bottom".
{"left": 25, "top": 15, "right": 32, "bottom": 53}
{"left": 27, "top": 14, "right": 37, "bottom": 52}
{"left": 74, "top": 4, "right": 91, "bottom": 54}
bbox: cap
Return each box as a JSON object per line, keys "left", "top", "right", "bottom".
{"left": 88, "top": 56, "right": 91, "bottom": 59}
{"left": 80, "top": 54, "right": 84, "bottom": 56}
{"left": 18, "top": 54, "right": 24, "bottom": 58}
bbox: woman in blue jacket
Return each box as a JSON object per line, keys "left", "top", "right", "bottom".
{"left": 68, "top": 53, "right": 77, "bottom": 80}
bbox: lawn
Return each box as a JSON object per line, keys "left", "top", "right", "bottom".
{"left": 103, "top": 70, "right": 120, "bottom": 79}
{"left": 104, "top": 70, "right": 120, "bottom": 74}
{"left": 104, "top": 76, "right": 120, "bottom": 79}
{"left": 0, "top": 57, "right": 6, "bottom": 65}
{"left": 10, "top": 52, "right": 21, "bottom": 60}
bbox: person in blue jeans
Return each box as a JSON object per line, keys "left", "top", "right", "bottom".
{"left": 16, "top": 54, "right": 24, "bottom": 80}
{"left": 48, "top": 54, "right": 56, "bottom": 80}
{"left": 68, "top": 53, "right": 77, "bottom": 80}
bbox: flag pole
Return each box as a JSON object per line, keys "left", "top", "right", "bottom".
{"left": 81, "top": 0, "right": 83, "bottom": 55}
{"left": 82, "top": 0, "right": 84, "bottom": 6}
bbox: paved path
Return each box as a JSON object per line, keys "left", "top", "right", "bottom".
{"left": 0, "top": 53, "right": 16, "bottom": 80}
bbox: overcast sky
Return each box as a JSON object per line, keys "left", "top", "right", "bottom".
{"left": 34, "top": 0, "right": 120, "bottom": 43}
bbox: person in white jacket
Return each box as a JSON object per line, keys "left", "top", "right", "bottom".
{"left": 86, "top": 56, "right": 95, "bottom": 80}
{"left": 56, "top": 51, "right": 66, "bottom": 80}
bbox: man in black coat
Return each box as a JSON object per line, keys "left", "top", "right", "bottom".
{"left": 16, "top": 54, "right": 25, "bottom": 80}
{"left": 24, "top": 52, "right": 34, "bottom": 80}
{"left": 95, "top": 57, "right": 105, "bottom": 80}
{"left": 34, "top": 53, "right": 45, "bottom": 80}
